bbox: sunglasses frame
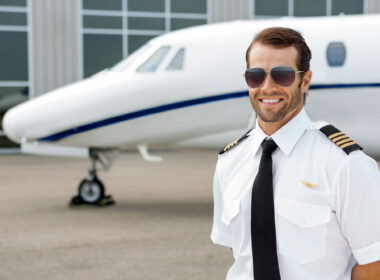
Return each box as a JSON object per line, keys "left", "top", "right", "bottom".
{"left": 244, "top": 66, "right": 304, "bottom": 88}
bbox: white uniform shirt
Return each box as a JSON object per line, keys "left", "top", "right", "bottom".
{"left": 211, "top": 109, "right": 380, "bottom": 280}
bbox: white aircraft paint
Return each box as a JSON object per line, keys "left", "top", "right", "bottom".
{"left": 3, "top": 15, "right": 380, "bottom": 157}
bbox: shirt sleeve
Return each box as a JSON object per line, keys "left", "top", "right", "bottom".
{"left": 210, "top": 160, "right": 233, "bottom": 247}
{"left": 334, "top": 153, "right": 380, "bottom": 265}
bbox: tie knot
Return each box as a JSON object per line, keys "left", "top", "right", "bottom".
{"left": 261, "top": 139, "right": 278, "bottom": 155}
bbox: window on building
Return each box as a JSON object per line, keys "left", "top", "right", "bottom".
{"left": 0, "top": 12, "right": 27, "bottom": 25}
{"left": 167, "top": 48, "right": 185, "bottom": 70}
{"left": 0, "top": 86, "right": 28, "bottom": 144}
{"left": 171, "top": 0, "right": 207, "bottom": 14}
{"left": 326, "top": 42, "right": 346, "bottom": 67}
{"left": 0, "top": 0, "right": 26, "bottom": 6}
{"left": 83, "top": 34, "right": 123, "bottom": 77}
{"left": 0, "top": 32, "right": 28, "bottom": 81}
{"left": 0, "top": 0, "right": 29, "bottom": 135}
{"left": 294, "top": 0, "right": 326, "bottom": 16}
{"left": 83, "top": 15, "right": 122, "bottom": 29}
{"left": 332, "top": 0, "right": 363, "bottom": 15}
{"left": 128, "top": 17, "right": 166, "bottom": 31}
{"left": 81, "top": 0, "right": 209, "bottom": 77}
{"left": 171, "top": 18, "right": 207, "bottom": 30}
{"left": 128, "top": 35, "right": 156, "bottom": 54}
{"left": 82, "top": 0, "right": 122, "bottom": 11}
{"left": 0, "top": 87, "right": 28, "bottom": 114}
{"left": 128, "top": 0, "right": 165, "bottom": 12}
{"left": 137, "top": 46, "right": 171, "bottom": 72}
{"left": 255, "top": 0, "right": 288, "bottom": 16}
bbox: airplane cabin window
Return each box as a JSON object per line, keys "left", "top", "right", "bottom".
{"left": 326, "top": 42, "right": 346, "bottom": 67}
{"left": 111, "top": 44, "right": 152, "bottom": 72}
{"left": 136, "top": 46, "right": 171, "bottom": 72}
{"left": 166, "top": 48, "right": 185, "bottom": 70}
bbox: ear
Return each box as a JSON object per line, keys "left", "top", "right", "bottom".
{"left": 301, "top": 70, "right": 312, "bottom": 94}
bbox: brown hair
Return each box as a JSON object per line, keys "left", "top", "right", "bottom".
{"left": 245, "top": 27, "right": 312, "bottom": 71}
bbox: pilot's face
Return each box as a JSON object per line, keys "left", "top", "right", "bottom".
{"left": 247, "top": 43, "right": 311, "bottom": 130}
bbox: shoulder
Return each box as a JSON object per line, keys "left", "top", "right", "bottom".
{"left": 318, "top": 124, "right": 363, "bottom": 155}
{"left": 307, "top": 121, "right": 363, "bottom": 156}
{"left": 218, "top": 129, "right": 252, "bottom": 155}
{"left": 215, "top": 129, "right": 255, "bottom": 188}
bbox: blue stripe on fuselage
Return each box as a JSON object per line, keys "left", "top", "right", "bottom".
{"left": 39, "top": 83, "right": 380, "bottom": 142}
{"left": 39, "top": 91, "right": 248, "bottom": 142}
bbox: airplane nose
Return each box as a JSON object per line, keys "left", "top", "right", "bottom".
{"left": 3, "top": 107, "right": 22, "bottom": 144}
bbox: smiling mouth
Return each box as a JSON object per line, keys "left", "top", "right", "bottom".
{"left": 259, "top": 98, "right": 284, "bottom": 104}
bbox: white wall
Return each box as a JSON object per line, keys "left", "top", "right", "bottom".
{"left": 368, "top": 0, "right": 380, "bottom": 12}
{"left": 210, "top": 0, "right": 252, "bottom": 23}
{"left": 31, "top": 0, "right": 80, "bottom": 97}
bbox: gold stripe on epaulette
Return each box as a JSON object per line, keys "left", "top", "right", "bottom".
{"left": 328, "top": 131, "right": 344, "bottom": 139}
{"left": 337, "top": 138, "right": 353, "bottom": 146}
{"left": 340, "top": 141, "right": 356, "bottom": 149}
{"left": 332, "top": 134, "right": 348, "bottom": 142}
{"left": 224, "top": 140, "right": 238, "bottom": 152}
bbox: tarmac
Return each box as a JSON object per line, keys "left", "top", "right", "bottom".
{"left": 1, "top": 150, "right": 379, "bottom": 280}
{"left": 0, "top": 149, "right": 233, "bottom": 280}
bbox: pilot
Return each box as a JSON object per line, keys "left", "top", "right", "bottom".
{"left": 211, "top": 27, "right": 380, "bottom": 279}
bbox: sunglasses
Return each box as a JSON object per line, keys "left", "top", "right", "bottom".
{"left": 244, "top": 66, "right": 304, "bottom": 88}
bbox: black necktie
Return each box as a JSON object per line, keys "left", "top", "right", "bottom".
{"left": 251, "top": 139, "right": 281, "bottom": 280}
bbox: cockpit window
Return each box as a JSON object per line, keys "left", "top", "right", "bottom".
{"left": 166, "top": 48, "right": 185, "bottom": 70}
{"left": 111, "top": 44, "right": 151, "bottom": 72}
{"left": 326, "top": 42, "right": 346, "bottom": 67}
{"left": 136, "top": 46, "right": 171, "bottom": 72}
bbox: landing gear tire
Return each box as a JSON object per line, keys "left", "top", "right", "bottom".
{"left": 78, "top": 177, "right": 105, "bottom": 204}
{"left": 70, "top": 177, "right": 114, "bottom": 207}
{"left": 69, "top": 149, "right": 116, "bottom": 207}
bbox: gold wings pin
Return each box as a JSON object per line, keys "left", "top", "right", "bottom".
{"left": 300, "top": 180, "right": 318, "bottom": 188}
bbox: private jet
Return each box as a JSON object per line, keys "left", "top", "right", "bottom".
{"left": 3, "top": 14, "right": 380, "bottom": 205}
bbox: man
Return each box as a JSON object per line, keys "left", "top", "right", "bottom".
{"left": 211, "top": 27, "right": 380, "bottom": 280}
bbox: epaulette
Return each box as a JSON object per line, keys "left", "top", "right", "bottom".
{"left": 319, "top": 124, "right": 363, "bottom": 155}
{"left": 219, "top": 129, "right": 252, "bottom": 155}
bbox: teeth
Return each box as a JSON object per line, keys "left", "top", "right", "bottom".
{"left": 262, "top": 99, "right": 280, "bottom": 103}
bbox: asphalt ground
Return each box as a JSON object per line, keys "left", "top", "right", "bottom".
{"left": 0, "top": 150, "right": 379, "bottom": 280}
{"left": 0, "top": 149, "right": 233, "bottom": 280}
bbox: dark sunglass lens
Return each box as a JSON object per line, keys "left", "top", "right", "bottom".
{"left": 245, "top": 68, "right": 266, "bottom": 88}
{"left": 271, "top": 66, "right": 295, "bottom": 86}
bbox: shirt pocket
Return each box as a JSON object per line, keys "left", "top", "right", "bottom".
{"left": 277, "top": 198, "right": 331, "bottom": 264}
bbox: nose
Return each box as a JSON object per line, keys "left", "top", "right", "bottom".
{"left": 260, "top": 72, "right": 278, "bottom": 92}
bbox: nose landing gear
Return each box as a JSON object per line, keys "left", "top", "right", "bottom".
{"left": 78, "top": 174, "right": 104, "bottom": 204}
{"left": 70, "top": 149, "right": 117, "bottom": 207}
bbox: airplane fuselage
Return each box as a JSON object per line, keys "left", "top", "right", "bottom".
{"left": 3, "top": 15, "right": 380, "bottom": 157}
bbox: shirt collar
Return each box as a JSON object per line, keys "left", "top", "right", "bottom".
{"left": 249, "top": 109, "right": 311, "bottom": 157}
